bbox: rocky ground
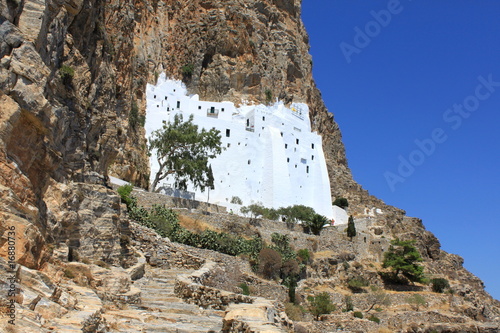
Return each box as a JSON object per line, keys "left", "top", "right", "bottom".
{"left": 1, "top": 188, "right": 499, "bottom": 332}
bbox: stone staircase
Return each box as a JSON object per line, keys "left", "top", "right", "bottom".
{"left": 103, "top": 266, "right": 224, "bottom": 333}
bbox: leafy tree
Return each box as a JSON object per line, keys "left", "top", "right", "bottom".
{"left": 382, "top": 239, "right": 425, "bottom": 283}
{"left": 347, "top": 215, "right": 356, "bottom": 240}
{"left": 309, "top": 292, "right": 336, "bottom": 320}
{"left": 230, "top": 196, "right": 243, "bottom": 205}
{"left": 333, "top": 197, "right": 349, "bottom": 209}
{"left": 366, "top": 286, "right": 391, "bottom": 312}
{"left": 278, "top": 205, "right": 315, "bottom": 229}
{"left": 149, "top": 114, "right": 223, "bottom": 192}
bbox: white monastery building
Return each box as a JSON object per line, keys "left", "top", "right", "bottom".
{"left": 145, "top": 74, "right": 336, "bottom": 220}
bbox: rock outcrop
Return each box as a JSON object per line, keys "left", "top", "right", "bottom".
{"left": 0, "top": 0, "right": 499, "bottom": 332}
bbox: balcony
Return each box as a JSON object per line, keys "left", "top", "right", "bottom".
{"left": 207, "top": 107, "right": 219, "bottom": 118}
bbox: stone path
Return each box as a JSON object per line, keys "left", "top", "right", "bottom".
{"left": 103, "top": 266, "right": 224, "bottom": 333}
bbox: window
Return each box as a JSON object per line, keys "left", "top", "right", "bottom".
{"left": 177, "top": 101, "right": 180, "bottom": 108}
{"left": 280, "top": 132, "right": 283, "bottom": 137}
{"left": 248, "top": 160, "right": 251, "bottom": 165}
{"left": 287, "top": 158, "right": 290, "bottom": 163}
{"left": 154, "top": 95, "right": 156, "bottom": 99}
{"left": 246, "top": 119, "right": 250, "bottom": 127}
{"left": 222, "top": 108, "right": 225, "bottom": 112}
{"left": 306, "top": 166, "right": 309, "bottom": 174}
{"left": 262, "top": 116, "right": 265, "bottom": 121}
{"left": 295, "top": 164, "right": 297, "bottom": 168}
{"left": 285, "top": 144, "right": 288, "bottom": 149}
{"left": 226, "top": 129, "right": 230, "bottom": 137}
{"left": 157, "top": 105, "right": 159, "bottom": 108}
{"left": 312, "top": 155, "right": 314, "bottom": 160}
{"left": 227, "top": 143, "right": 231, "bottom": 148}
{"left": 210, "top": 106, "right": 215, "bottom": 114}
{"left": 296, "top": 139, "right": 299, "bottom": 144}
{"left": 198, "top": 106, "right": 201, "bottom": 110}
{"left": 165, "top": 96, "right": 167, "bottom": 100}
{"left": 311, "top": 143, "right": 315, "bottom": 149}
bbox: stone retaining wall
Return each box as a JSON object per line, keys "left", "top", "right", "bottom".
{"left": 174, "top": 261, "right": 254, "bottom": 310}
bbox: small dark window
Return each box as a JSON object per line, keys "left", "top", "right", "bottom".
{"left": 295, "top": 164, "right": 297, "bottom": 168}
{"left": 210, "top": 106, "right": 215, "bottom": 113}
{"left": 177, "top": 101, "right": 180, "bottom": 108}
{"left": 226, "top": 129, "right": 230, "bottom": 137}
{"left": 287, "top": 158, "right": 290, "bottom": 163}
{"left": 312, "top": 155, "right": 315, "bottom": 160}
{"left": 306, "top": 166, "right": 309, "bottom": 174}
{"left": 227, "top": 143, "right": 231, "bottom": 148}
{"left": 262, "top": 116, "right": 265, "bottom": 121}
{"left": 198, "top": 106, "right": 201, "bottom": 110}
{"left": 248, "top": 160, "right": 251, "bottom": 165}
{"left": 157, "top": 105, "right": 159, "bottom": 108}
{"left": 154, "top": 95, "right": 156, "bottom": 99}
{"left": 311, "top": 143, "right": 315, "bottom": 149}
{"left": 222, "top": 108, "right": 225, "bottom": 112}
{"left": 246, "top": 119, "right": 250, "bottom": 126}
{"left": 262, "top": 127, "right": 264, "bottom": 130}
{"left": 285, "top": 144, "right": 288, "bottom": 149}
{"left": 165, "top": 96, "right": 167, "bottom": 100}
{"left": 280, "top": 132, "right": 283, "bottom": 137}
{"left": 296, "top": 139, "right": 299, "bottom": 144}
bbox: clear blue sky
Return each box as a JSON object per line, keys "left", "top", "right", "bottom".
{"left": 301, "top": 1, "right": 500, "bottom": 300}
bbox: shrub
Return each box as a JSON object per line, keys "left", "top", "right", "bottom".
{"left": 117, "top": 184, "right": 135, "bottom": 209}
{"left": 309, "top": 292, "right": 336, "bottom": 320}
{"left": 238, "top": 283, "right": 250, "bottom": 296}
{"left": 258, "top": 248, "right": 282, "bottom": 279}
{"left": 64, "top": 268, "right": 75, "bottom": 279}
{"left": 181, "top": 63, "right": 194, "bottom": 79}
{"left": 368, "top": 315, "right": 380, "bottom": 323}
{"left": 431, "top": 278, "right": 450, "bottom": 293}
{"left": 348, "top": 278, "right": 369, "bottom": 293}
{"left": 59, "top": 65, "right": 75, "bottom": 86}
{"left": 285, "top": 303, "right": 306, "bottom": 321}
{"left": 353, "top": 311, "right": 363, "bottom": 319}
{"left": 270, "top": 233, "right": 296, "bottom": 261}
{"left": 407, "top": 294, "right": 426, "bottom": 311}
{"left": 297, "top": 248, "right": 311, "bottom": 264}
{"left": 265, "top": 88, "right": 273, "bottom": 104}
{"left": 333, "top": 197, "right": 349, "bottom": 209}
{"left": 129, "top": 101, "right": 145, "bottom": 130}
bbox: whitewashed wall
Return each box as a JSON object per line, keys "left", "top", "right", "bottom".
{"left": 145, "top": 74, "right": 335, "bottom": 219}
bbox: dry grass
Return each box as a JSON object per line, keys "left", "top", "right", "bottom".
{"left": 178, "top": 214, "right": 219, "bottom": 233}
{"left": 313, "top": 250, "right": 335, "bottom": 259}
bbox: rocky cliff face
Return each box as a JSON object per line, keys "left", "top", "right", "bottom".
{"left": 0, "top": 0, "right": 499, "bottom": 331}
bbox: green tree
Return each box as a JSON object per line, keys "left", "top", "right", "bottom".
{"left": 278, "top": 205, "right": 315, "bottom": 229}
{"left": 149, "top": 114, "right": 223, "bottom": 192}
{"left": 333, "top": 197, "right": 349, "bottom": 209}
{"left": 383, "top": 239, "right": 425, "bottom": 283}
{"left": 309, "top": 292, "right": 336, "bottom": 320}
{"left": 347, "top": 215, "right": 356, "bottom": 241}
